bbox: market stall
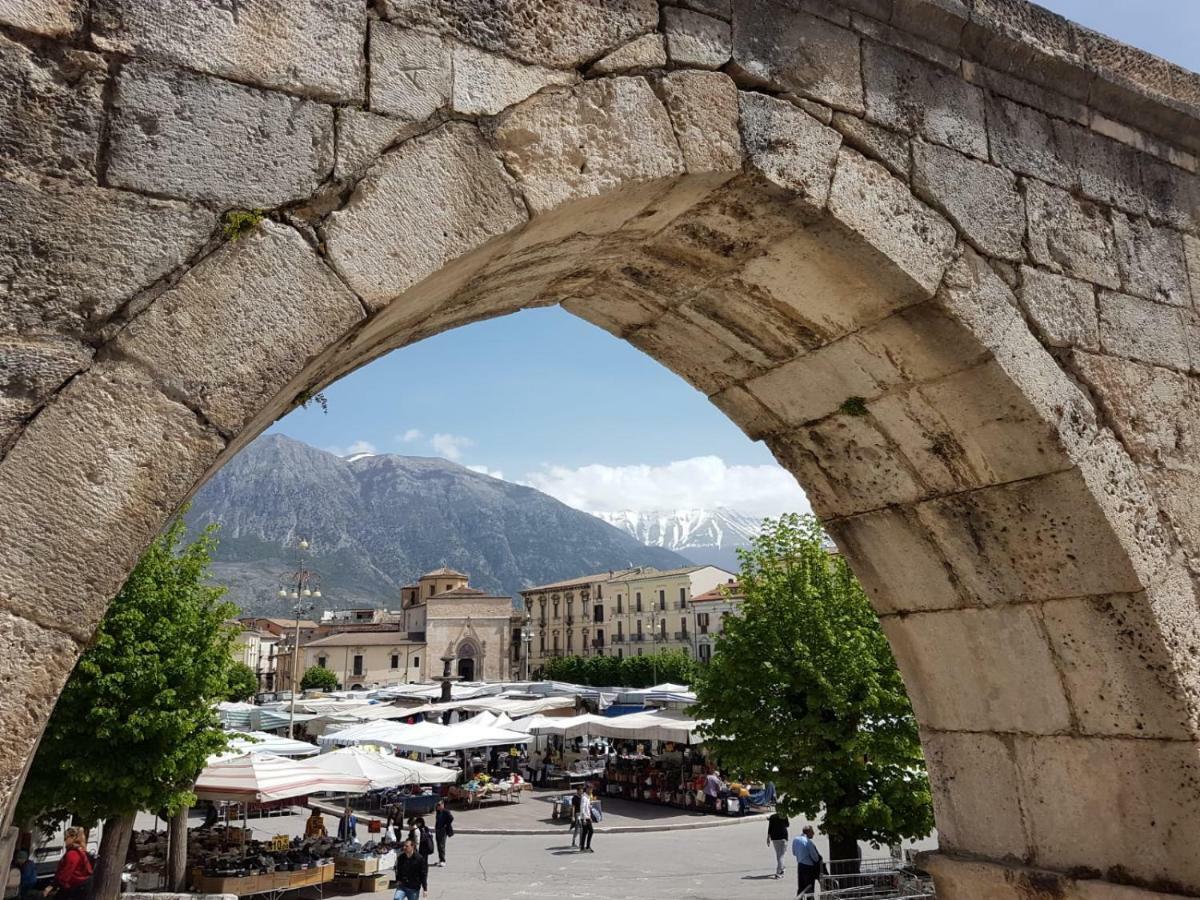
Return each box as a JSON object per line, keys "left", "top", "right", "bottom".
{"left": 180, "top": 753, "right": 371, "bottom": 897}
{"left": 227, "top": 732, "right": 320, "bottom": 758}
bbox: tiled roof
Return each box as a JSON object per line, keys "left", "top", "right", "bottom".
{"left": 521, "top": 567, "right": 642, "bottom": 594}
{"left": 304, "top": 631, "right": 422, "bottom": 647}
{"left": 606, "top": 565, "right": 734, "bottom": 585}
{"left": 421, "top": 566, "right": 468, "bottom": 578}
{"left": 691, "top": 582, "right": 743, "bottom": 603}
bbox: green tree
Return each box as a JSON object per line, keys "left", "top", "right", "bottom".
{"left": 693, "top": 513, "right": 933, "bottom": 865}
{"left": 225, "top": 661, "right": 259, "bottom": 701}
{"left": 16, "top": 518, "right": 236, "bottom": 900}
{"left": 299, "top": 665, "right": 340, "bottom": 691}
{"left": 539, "top": 649, "right": 697, "bottom": 688}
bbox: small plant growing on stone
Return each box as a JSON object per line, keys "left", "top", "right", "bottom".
{"left": 296, "top": 389, "right": 329, "bottom": 414}
{"left": 223, "top": 208, "right": 265, "bottom": 241}
{"left": 839, "top": 396, "right": 869, "bottom": 417}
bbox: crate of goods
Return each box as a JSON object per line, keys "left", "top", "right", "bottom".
{"left": 359, "top": 873, "right": 391, "bottom": 892}
{"left": 331, "top": 875, "right": 360, "bottom": 893}
{"left": 335, "top": 855, "right": 378, "bottom": 874}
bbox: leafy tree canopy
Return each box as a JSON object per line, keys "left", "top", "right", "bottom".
{"left": 539, "top": 649, "right": 697, "bottom": 688}
{"left": 692, "top": 513, "right": 933, "bottom": 854}
{"left": 17, "top": 517, "right": 236, "bottom": 828}
{"left": 225, "top": 661, "right": 259, "bottom": 702}
{"left": 299, "top": 666, "right": 340, "bottom": 692}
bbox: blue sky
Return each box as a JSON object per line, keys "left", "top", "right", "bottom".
{"left": 270, "top": 1, "right": 1197, "bottom": 517}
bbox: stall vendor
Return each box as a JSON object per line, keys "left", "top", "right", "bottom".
{"left": 337, "top": 809, "right": 358, "bottom": 843}
{"left": 304, "top": 809, "right": 327, "bottom": 838}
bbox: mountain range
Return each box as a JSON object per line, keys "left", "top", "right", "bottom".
{"left": 185, "top": 434, "right": 690, "bottom": 616}
{"left": 594, "top": 508, "right": 761, "bottom": 572}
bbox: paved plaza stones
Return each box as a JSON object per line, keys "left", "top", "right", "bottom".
{"left": 0, "top": 1, "right": 1199, "bottom": 898}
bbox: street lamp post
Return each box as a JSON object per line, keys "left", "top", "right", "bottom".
{"left": 520, "top": 618, "right": 537, "bottom": 681}
{"left": 278, "top": 539, "right": 322, "bottom": 739}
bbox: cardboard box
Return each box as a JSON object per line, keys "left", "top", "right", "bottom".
{"left": 335, "top": 855, "right": 379, "bottom": 875}
{"left": 331, "top": 875, "right": 360, "bottom": 893}
{"left": 359, "top": 873, "right": 391, "bottom": 892}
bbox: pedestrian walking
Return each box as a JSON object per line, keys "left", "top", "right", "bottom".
{"left": 767, "top": 811, "right": 789, "bottom": 879}
{"left": 577, "top": 787, "right": 595, "bottom": 853}
{"left": 792, "top": 825, "right": 823, "bottom": 898}
{"left": 15, "top": 849, "right": 38, "bottom": 900}
{"left": 45, "top": 827, "right": 91, "bottom": 900}
{"left": 568, "top": 789, "right": 582, "bottom": 847}
{"left": 393, "top": 839, "right": 428, "bottom": 900}
{"left": 412, "top": 817, "right": 435, "bottom": 869}
{"left": 434, "top": 800, "right": 454, "bottom": 867}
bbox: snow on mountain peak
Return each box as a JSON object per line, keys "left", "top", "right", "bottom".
{"left": 593, "top": 507, "right": 761, "bottom": 571}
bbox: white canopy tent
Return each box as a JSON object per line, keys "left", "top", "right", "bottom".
{"left": 316, "top": 720, "right": 447, "bottom": 750}
{"left": 388, "top": 724, "right": 533, "bottom": 755}
{"left": 226, "top": 731, "right": 320, "bottom": 757}
{"left": 194, "top": 752, "right": 370, "bottom": 802}
{"left": 529, "top": 710, "right": 707, "bottom": 744}
{"left": 306, "top": 747, "right": 458, "bottom": 787}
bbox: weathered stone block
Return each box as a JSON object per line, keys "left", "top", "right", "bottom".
{"left": 452, "top": 42, "right": 577, "bottom": 117}
{"left": 326, "top": 123, "right": 527, "bottom": 308}
{"left": 1015, "top": 735, "right": 1200, "bottom": 891}
{"left": 881, "top": 606, "right": 1073, "bottom": 733}
{"left": 0, "top": 336, "right": 93, "bottom": 454}
{"left": 1098, "top": 290, "right": 1191, "bottom": 373}
{"left": 921, "top": 731, "right": 1029, "bottom": 860}
{"left": 1188, "top": 233, "right": 1200, "bottom": 308}
{"left": 0, "top": 177, "right": 214, "bottom": 336}
{"left": 869, "top": 359, "right": 1072, "bottom": 494}
{"left": 862, "top": 41, "right": 988, "bottom": 159}
{"left": 965, "top": 0, "right": 1090, "bottom": 100}
{"left": 851, "top": 12, "right": 961, "bottom": 72}
{"left": 588, "top": 34, "right": 667, "bottom": 74}
{"left": 0, "top": 362, "right": 225, "bottom": 638}
{"left": 1025, "top": 179, "right": 1120, "bottom": 289}
{"left": 0, "top": 611, "right": 80, "bottom": 817}
{"left": 0, "top": 0, "right": 82, "bottom": 37}
{"left": 1069, "top": 352, "right": 1196, "bottom": 467}
{"left": 985, "top": 95, "right": 1075, "bottom": 190}
{"left": 381, "top": 0, "right": 658, "bottom": 68}
{"left": 707, "top": 384, "right": 786, "bottom": 441}
{"left": 1042, "top": 591, "right": 1200, "bottom": 738}
{"left": 115, "top": 222, "right": 364, "bottom": 434}
{"left": 368, "top": 23, "right": 450, "bottom": 121}
{"left": 793, "top": 412, "right": 929, "bottom": 514}
{"left": 1144, "top": 468, "right": 1200, "bottom": 569}
{"left": 1140, "top": 153, "right": 1200, "bottom": 235}
{"left": 825, "top": 506, "right": 965, "bottom": 614}
{"left": 1017, "top": 267, "right": 1099, "bottom": 350}
{"left": 626, "top": 309, "right": 762, "bottom": 395}
{"left": 915, "top": 469, "right": 1146, "bottom": 605}
{"left": 679, "top": 0, "right": 731, "bottom": 18}
{"left": 830, "top": 112, "right": 910, "bottom": 177}
{"left": 108, "top": 62, "right": 334, "bottom": 208}
{"left": 738, "top": 92, "right": 841, "bottom": 208}
{"left": 730, "top": 0, "right": 864, "bottom": 114}
{"left": 968, "top": 59, "right": 1089, "bottom": 124}
{"left": 1067, "top": 122, "right": 1148, "bottom": 217}
{"left": 489, "top": 78, "right": 683, "bottom": 214}
{"left": 0, "top": 33, "right": 104, "bottom": 182}
{"left": 890, "top": 0, "right": 970, "bottom": 49}
{"left": 91, "top": 0, "right": 366, "bottom": 102}
{"left": 655, "top": 71, "right": 741, "bottom": 174}
{"left": 662, "top": 6, "right": 730, "bottom": 69}
{"left": 1111, "top": 214, "right": 1192, "bottom": 307}
{"left": 334, "top": 109, "right": 424, "bottom": 182}
{"left": 828, "top": 148, "right": 957, "bottom": 295}
{"left": 912, "top": 141, "right": 1025, "bottom": 261}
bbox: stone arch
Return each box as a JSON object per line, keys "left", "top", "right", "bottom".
{"left": 1, "top": 3, "right": 1198, "bottom": 898}
{"left": 455, "top": 639, "right": 480, "bottom": 683}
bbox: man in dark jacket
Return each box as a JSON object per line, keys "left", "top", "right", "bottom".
{"left": 394, "top": 840, "right": 428, "bottom": 900}
{"left": 434, "top": 799, "right": 454, "bottom": 867}
{"left": 767, "top": 812, "right": 789, "bottom": 878}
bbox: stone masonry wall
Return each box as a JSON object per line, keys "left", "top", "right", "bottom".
{"left": 0, "top": 2, "right": 1198, "bottom": 898}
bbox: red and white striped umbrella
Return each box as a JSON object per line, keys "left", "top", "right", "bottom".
{"left": 195, "top": 751, "right": 370, "bottom": 802}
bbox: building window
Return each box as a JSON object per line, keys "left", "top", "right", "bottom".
{"left": 593, "top": 604, "right": 604, "bottom": 623}
{"left": 391, "top": 653, "right": 399, "bottom": 669}
{"left": 616, "top": 593, "right": 623, "bottom": 613}
{"left": 596, "top": 584, "right": 603, "bottom": 599}
{"left": 698, "top": 612, "right": 710, "bottom": 633}
{"left": 637, "top": 647, "right": 643, "bottom": 657}
{"left": 699, "top": 643, "right": 711, "bottom": 663}
{"left": 413, "top": 656, "right": 419, "bottom": 668}
{"left": 540, "top": 634, "right": 545, "bottom": 652}
{"left": 428, "top": 584, "right": 434, "bottom": 597}
{"left": 636, "top": 619, "right": 643, "bottom": 635}
{"left": 553, "top": 600, "right": 560, "bottom": 619}
{"left": 567, "top": 630, "right": 574, "bottom": 651}
{"left": 658, "top": 589, "right": 665, "bottom": 609}
{"left": 617, "top": 648, "right": 623, "bottom": 659}
{"left": 635, "top": 592, "right": 642, "bottom": 612}
{"left": 680, "top": 586, "right": 687, "bottom": 607}
{"left": 353, "top": 654, "right": 364, "bottom": 676}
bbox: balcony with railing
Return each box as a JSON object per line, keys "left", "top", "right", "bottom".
{"left": 631, "top": 634, "right": 645, "bottom": 642}
{"left": 674, "top": 631, "right": 691, "bottom": 641}
{"left": 591, "top": 636, "right": 605, "bottom": 648}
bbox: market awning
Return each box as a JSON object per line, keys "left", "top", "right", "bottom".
{"left": 227, "top": 731, "right": 320, "bottom": 757}
{"left": 307, "top": 747, "right": 458, "bottom": 787}
{"left": 316, "top": 720, "right": 429, "bottom": 749}
{"left": 388, "top": 724, "right": 532, "bottom": 754}
{"left": 529, "top": 710, "right": 707, "bottom": 744}
{"left": 195, "top": 752, "right": 370, "bottom": 802}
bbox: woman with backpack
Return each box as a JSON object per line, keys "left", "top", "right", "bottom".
{"left": 412, "top": 817, "right": 435, "bottom": 868}
{"left": 46, "top": 828, "right": 91, "bottom": 900}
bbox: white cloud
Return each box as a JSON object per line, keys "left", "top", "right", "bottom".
{"left": 520, "top": 456, "right": 810, "bottom": 519}
{"left": 326, "top": 439, "right": 377, "bottom": 458}
{"left": 467, "top": 464, "right": 506, "bottom": 480}
{"left": 430, "top": 432, "right": 473, "bottom": 461}
{"left": 399, "top": 429, "right": 424, "bottom": 443}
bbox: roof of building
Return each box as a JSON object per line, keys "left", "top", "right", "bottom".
{"left": 520, "top": 568, "right": 642, "bottom": 594}
{"left": 304, "top": 631, "right": 422, "bottom": 648}
{"left": 245, "top": 617, "right": 321, "bottom": 630}
{"left": 606, "top": 565, "right": 734, "bottom": 585}
{"left": 421, "top": 566, "right": 468, "bottom": 579}
{"left": 691, "top": 581, "right": 743, "bottom": 603}
{"left": 431, "top": 586, "right": 511, "bottom": 601}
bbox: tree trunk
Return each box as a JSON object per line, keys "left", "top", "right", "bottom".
{"left": 166, "top": 808, "right": 189, "bottom": 891}
{"left": 90, "top": 811, "right": 135, "bottom": 900}
{"left": 827, "top": 833, "right": 861, "bottom": 875}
